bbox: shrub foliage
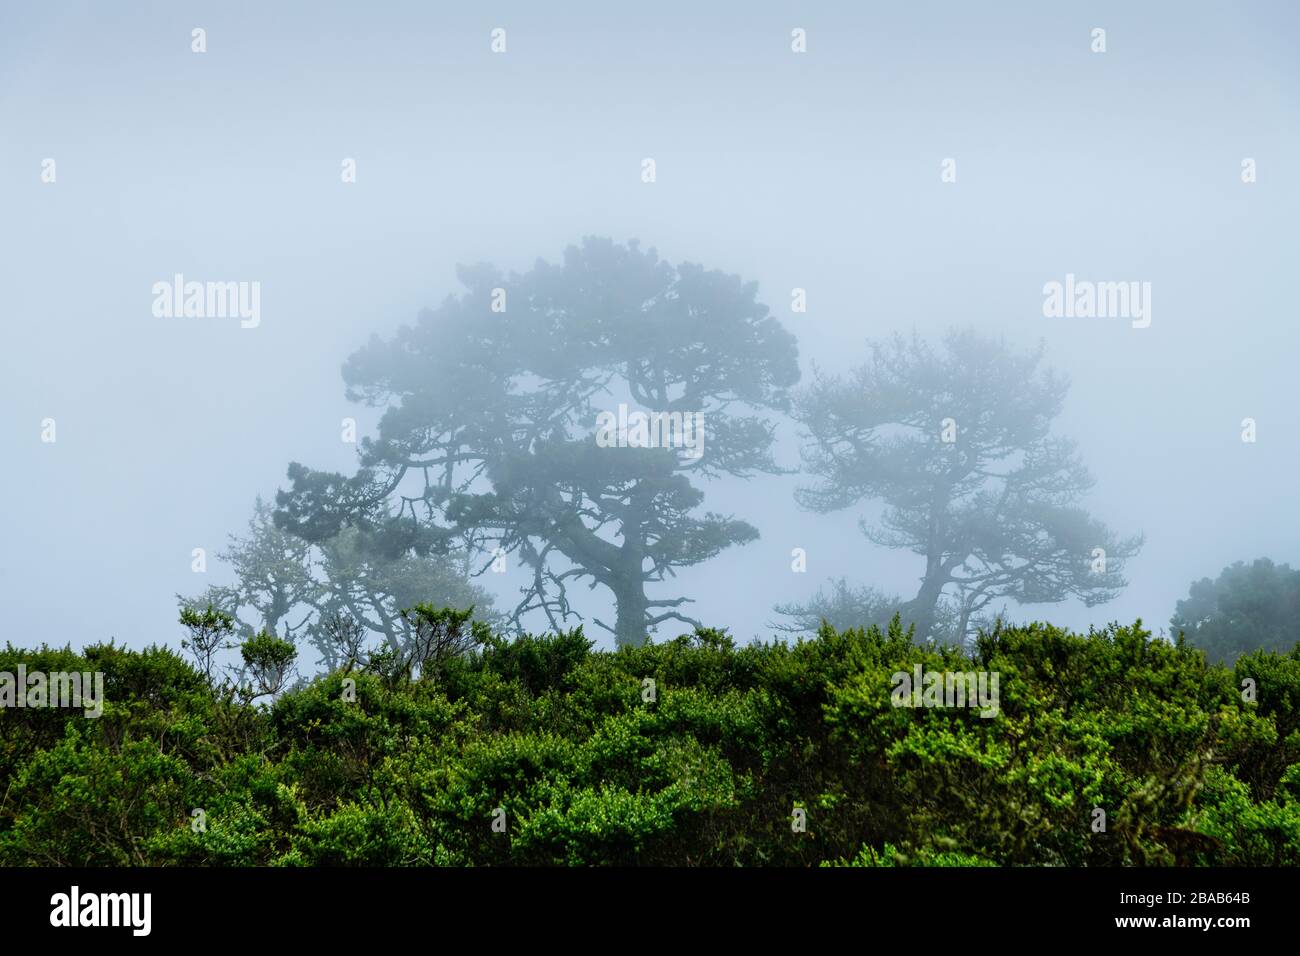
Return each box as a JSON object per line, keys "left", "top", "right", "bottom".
{"left": 1, "top": 615, "right": 1297, "bottom": 866}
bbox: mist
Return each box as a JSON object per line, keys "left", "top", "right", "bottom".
{"left": 2, "top": 0, "right": 1298, "bottom": 657}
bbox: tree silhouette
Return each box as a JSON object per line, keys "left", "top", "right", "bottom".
{"left": 181, "top": 497, "right": 495, "bottom": 670}
{"left": 275, "top": 238, "right": 799, "bottom": 646}
{"left": 794, "top": 328, "right": 1140, "bottom": 642}
{"left": 1172, "top": 557, "right": 1300, "bottom": 663}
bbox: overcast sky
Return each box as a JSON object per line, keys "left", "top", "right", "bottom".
{"left": 2, "top": 1, "right": 1297, "bottom": 653}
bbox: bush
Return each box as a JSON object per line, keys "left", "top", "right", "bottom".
{"left": 1, "top": 613, "right": 1297, "bottom": 866}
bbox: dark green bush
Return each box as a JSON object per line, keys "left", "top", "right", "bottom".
{"left": 1, "top": 618, "right": 1297, "bottom": 866}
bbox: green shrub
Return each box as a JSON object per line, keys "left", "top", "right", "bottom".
{"left": 2, "top": 613, "right": 1297, "bottom": 866}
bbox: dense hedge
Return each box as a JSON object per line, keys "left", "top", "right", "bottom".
{"left": 2, "top": 618, "right": 1298, "bottom": 866}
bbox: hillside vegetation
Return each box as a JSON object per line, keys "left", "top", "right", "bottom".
{"left": 2, "top": 615, "right": 1298, "bottom": 866}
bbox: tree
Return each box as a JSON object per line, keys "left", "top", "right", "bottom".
{"left": 317, "top": 611, "right": 369, "bottom": 673}
{"left": 217, "top": 497, "right": 315, "bottom": 640}
{"left": 772, "top": 578, "right": 1004, "bottom": 644}
{"left": 181, "top": 497, "right": 496, "bottom": 672}
{"left": 1171, "top": 558, "right": 1300, "bottom": 663}
{"left": 178, "top": 604, "right": 235, "bottom": 684}
{"left": 774, "top": 580, "right": 906, "bottom": 635}
{"left": 275, "top": 238, "right": 800, "bottom": 646}
{"left": 238, "top": 630, "right": 298, "bottom": 700}
{"left": 793, "top": 329, "right": 1141, "bottom": 642}
{"left": 398, "top": 604, "right": 487, "bottom": 682}
{"left": 303, "top": 525, "right": 498, "bottom": 665}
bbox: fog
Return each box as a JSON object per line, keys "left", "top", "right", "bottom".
{"left": 2, "top": 1, "right": 1297, "bottom": 655}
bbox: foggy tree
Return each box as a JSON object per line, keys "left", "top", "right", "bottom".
{"left": 181, "top": 497, "right": 495, "bottom": 671}
{"left": 774, "top": 580, "right": 907, "bottom": 634}
{"left": 309, "top": 525, "right": 496, "bottom": 657}
{"left": 216, "top": 497, "right": 315, "bottom": 640}
{"left": 792, "top": 329, "right": 1141, "bottom": 642}
{"left": 1172, "top": 558, "right": 1300, "bottom": 663}
{"left": 275, "top": 238, "right": 799, "bottom": 646}
{"left": 772, "top": 577, "right": 1003, "bottom": 643}
{"left": 317, "top": 611, "right": 369, "bottom": 673}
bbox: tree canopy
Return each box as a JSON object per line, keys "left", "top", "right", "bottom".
{"left": 1173, "top": 558, "right": 1300, "bottom": 663}
{"left": 275, "top": 238, "right": 799, "bottom": 647}
{"left": 181, "top": 497, "right": 495, "bottom": 672}
{"left": 790, "top": 329, "right": 1142, "bottom": 642}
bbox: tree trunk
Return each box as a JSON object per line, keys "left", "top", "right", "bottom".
{"left": 613, "top": 580, "right": 649, "bottom": 648}
{"left": 956, "top": 603, "right": 973, "bottom": 647}
{"left": 612, "top": 491, "right": 651, "bottom": 648}
{"left": 901, "top": 575, "right": 947, "bottom": 643}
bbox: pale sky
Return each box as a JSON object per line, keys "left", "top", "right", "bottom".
{"left": 2, "top": 1, "right": 1297, "bottom": 651}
